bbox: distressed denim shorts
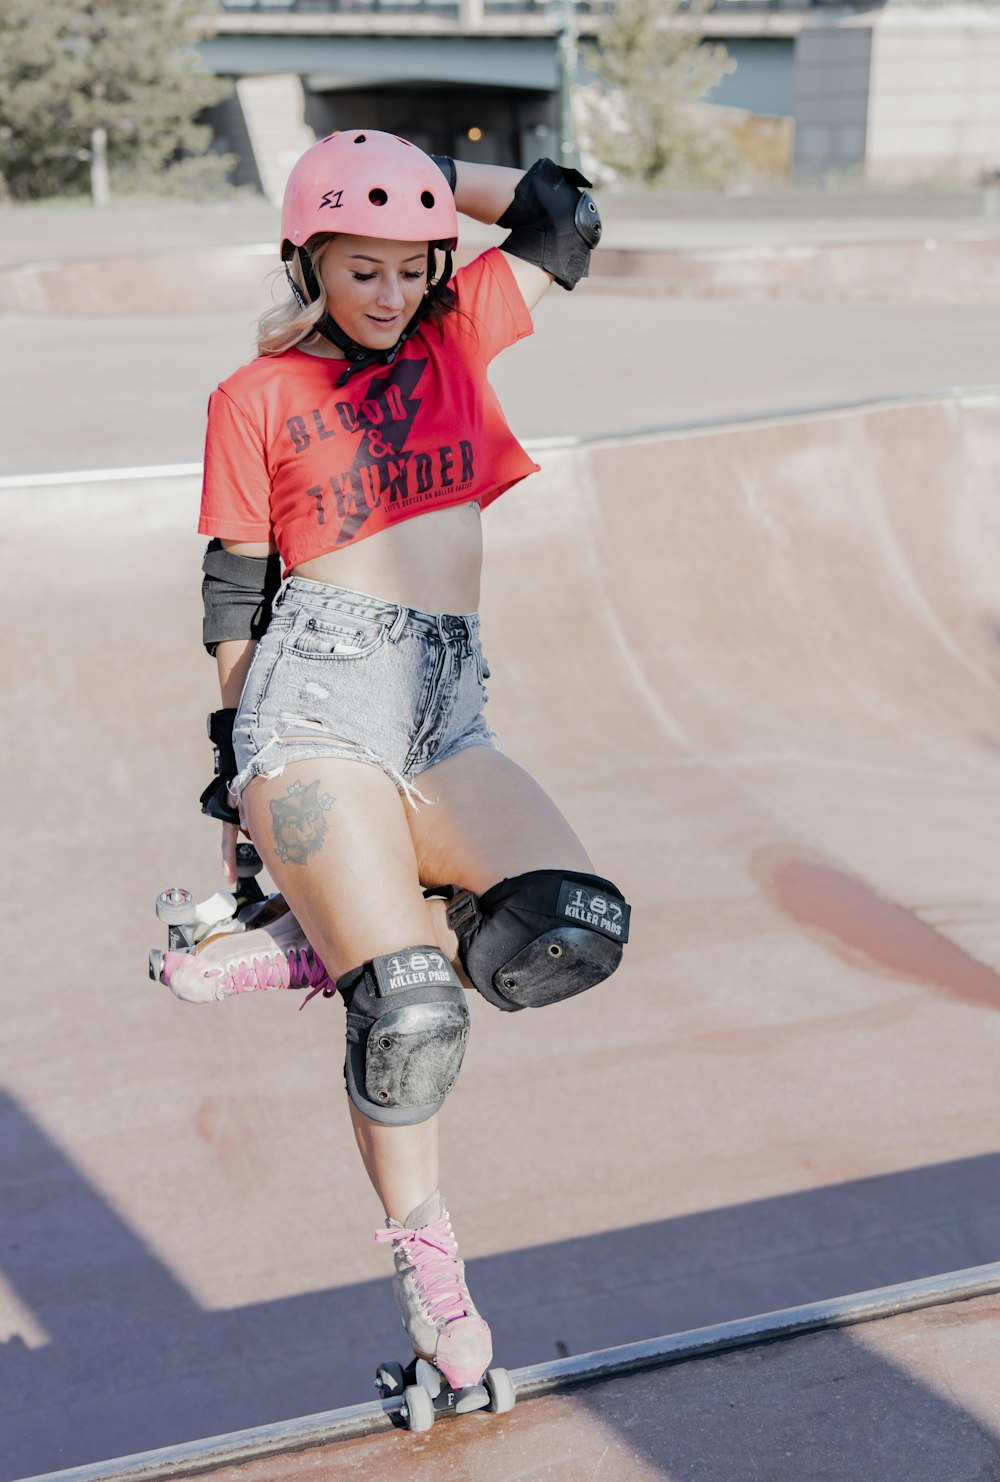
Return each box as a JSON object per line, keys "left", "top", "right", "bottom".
{"left": 230, "top": 576, "right": 503, "bottom": 813}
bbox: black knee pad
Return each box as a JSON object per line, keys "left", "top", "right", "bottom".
{"left": 447, "top": 870, "right": 631, "bottom": 1012}
{"left": 338, "top": 947, "right": 470, "bottom": 1126}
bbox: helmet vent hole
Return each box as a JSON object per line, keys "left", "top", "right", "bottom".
{"left": 369, "top": 187, "right": 388, "bottom": 206}
{"left": 354, "top": 134, "right": 367, "bottom": 144}
{"left": 420, "top": 190, "right": 436, "bottom": 209}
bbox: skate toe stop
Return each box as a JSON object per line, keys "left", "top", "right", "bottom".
{"left": 454, "top": 1383, "right": 489, "bottom": 1414}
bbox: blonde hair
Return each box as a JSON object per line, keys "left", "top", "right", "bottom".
{"left": 256, "top": 235, "right": 457, "bottom": 358}
{"left": 256, "top": 236, "right": 337, "bottom": 357}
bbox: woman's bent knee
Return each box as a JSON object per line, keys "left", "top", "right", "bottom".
{"left": 448, "top": 868, "right": 632, "bottom": 1012}
{"left": 340, "top": 946, "right": 471, "bottom": 1125}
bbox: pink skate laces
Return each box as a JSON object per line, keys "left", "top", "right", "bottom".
{"left": 183, "top": 946, "right": 334, "bottom": 1007}
{"left": 161, "top": 905, "right": 338, "bottom": 1006}
{"left": 219, "top": 947, "right": 332, "bottom": 996}
{"left": 298, "top": 958, "right": 338, "bottom": 1009}
{"left": 375, "top": 1213, "right": 475, "bottom": 1327}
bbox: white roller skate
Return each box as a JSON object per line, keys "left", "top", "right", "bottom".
{"left": 373, "top": 1191, "right": 515, "bottom": 1432}
{"left": 161, "top": 903, "right": 334, "bottom": 1003}
{"left": 148, "top": 843, "right": 335, "bottom": 1004}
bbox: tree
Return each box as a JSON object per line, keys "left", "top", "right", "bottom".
{"left": 0, "top": 0, "right": 233, "bottom": 203}
{"left": 578, "top": 0, "right": 739, "bottom": 189}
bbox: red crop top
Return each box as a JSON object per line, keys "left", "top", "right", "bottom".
{"left": 198, "top": 248, "right": 540, "bottom": 572}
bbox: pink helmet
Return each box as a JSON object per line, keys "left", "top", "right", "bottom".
{"left": 279, "top": 130, "right": 458, "bottom": 260}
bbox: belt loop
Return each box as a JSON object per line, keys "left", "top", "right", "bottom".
{"left": 388, "top": 605, "right": 409, "bottom": 643}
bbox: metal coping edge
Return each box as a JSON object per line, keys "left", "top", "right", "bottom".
{"left": 18, "top": 1260, "right": 1000, "bottom": 1482}
{"left": 575, "top": 382, "right": 1000, "bottom": 453}
{"left": 3, "top": 244, "right": 275, "bottom": 277}
{"left": 3, "top": 383, "right": 999, "bottom": 494}
{"left": 0, "top": 462, "right": 203, "bottom": 491}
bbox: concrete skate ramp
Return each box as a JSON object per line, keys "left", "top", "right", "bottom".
{"left": 488, "top": 390, "right": 1000, "bottom": 773}
{"left": 6, "top": 235, "right": 1000, "bottom": 313}
{"left": 592, "top": 236, "right": 1000, "bottom": 303}
{"left": 5, "top": 390, "right": 1000, "bottom": 1480}
{"left": 0, "top": 245, "right": 277, "bottom": 315}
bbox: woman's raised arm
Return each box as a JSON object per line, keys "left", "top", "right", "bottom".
{"left": 454, "top": 163, "right": 551, "bottom": 311}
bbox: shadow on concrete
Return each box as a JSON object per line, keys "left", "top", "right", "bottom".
{"left": 554, "top": 1313, "right": 1000, "bottom": 1482}
{"left": 5, "top": 1084, "right": 1000, "bottom": 1480}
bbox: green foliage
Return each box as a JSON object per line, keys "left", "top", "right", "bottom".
{"left": 580, "top": 0, "right": 739, "bottom": 189}
{"left": 0, "top": 0, "right": 233, "bottom": 202}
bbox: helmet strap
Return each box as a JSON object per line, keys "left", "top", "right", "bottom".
{"left": 324, "top": 300, "right": 432, "bottom": 387}
{"left": 430, "top": 245, "right": 454, "bottom": 298}
{"left": 283, "top": 262, "right": 309, "bottom": 312}
{"left": 294, "top": 243, "right": 454, "bottom": 387}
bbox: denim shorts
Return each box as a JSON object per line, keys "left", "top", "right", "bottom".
{"left": 230, "top": 577, "right": 503, "bottom": 812}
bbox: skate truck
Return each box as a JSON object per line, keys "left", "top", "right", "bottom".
{"left": 149, "top": 841, "right": 336, "bottom": 1002}
{"left": 375, "top": 1355, "right": 515, "bottom": 1432}
{"left": 148, "top": 843, "right": 270, "bottom": 984}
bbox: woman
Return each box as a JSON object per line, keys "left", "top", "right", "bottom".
{"left": 174, "top": 130, "right": 630, "bottom": 1395}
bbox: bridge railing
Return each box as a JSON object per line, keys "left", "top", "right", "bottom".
{"left": 216, "top": 0, "right": 867, "bottom": 13}
{"left": 212, "top": 0, "right": 616, "bottom": 17}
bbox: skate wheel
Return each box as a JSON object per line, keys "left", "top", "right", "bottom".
{"left": 484, "top": 1367, "right": 515, "bottom": 1414}
{"left": 156, "top": 888, "right": 197, "bottom": 926}
{"left": 454, "top": 1383, "right": 489, "bottom": 1415}
{"left": 401, "top": 1383, "right": 434, "bottom": 1432}
{"left": 375, "top": 1360, "right": 406, "bottom": 1399}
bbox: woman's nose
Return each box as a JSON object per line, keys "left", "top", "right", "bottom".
{"left": 377, "top": 276, "right": 405, "bottom": 309}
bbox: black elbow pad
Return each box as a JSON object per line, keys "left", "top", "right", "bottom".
{"left": 202, "top": 540, "right": 281, "bottom": 655}
{"left": 498, "top": 158, "right": 602, "bottom": 290}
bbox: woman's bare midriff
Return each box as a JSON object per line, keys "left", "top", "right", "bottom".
{"left": 290, "top": 499, "right": 484, "bottom": 615}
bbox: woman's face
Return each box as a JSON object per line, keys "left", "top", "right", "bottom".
{"left": 317, "top": 234, "right": 429, "bottom": 349}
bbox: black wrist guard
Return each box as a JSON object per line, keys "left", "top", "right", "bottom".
{"left": 199, "top": 708, "right": 240, "bottom": 825}
{"left": 498, "top": 157, "right": 602, "bottom": 291}
{"left": 202, "top": 539, "right": 281, "bottom": 657}
{"left": 430, "top": 154, "right": 457, "bottom": 192}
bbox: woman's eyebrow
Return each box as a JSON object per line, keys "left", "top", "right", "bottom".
{"left": 348, "top": 253, "right": 426, "bottom": 264}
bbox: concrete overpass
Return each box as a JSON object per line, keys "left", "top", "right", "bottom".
{"left": 196, "top": 0, "right": 1000, "bottom": 191}
{"left": 199, "top": 30, "right": 561, "bottom": 91}
{"left": 195, "top": 0, "right": 876, "bottom": 193}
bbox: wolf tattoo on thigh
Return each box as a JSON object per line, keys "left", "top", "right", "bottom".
{"left": 270, "top": 778, "right": 336, "bottom": 864}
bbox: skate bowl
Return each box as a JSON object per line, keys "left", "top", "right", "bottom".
{"left": 5, "top": 233, "right": 1000, "bottom": 314}
{"left": 0, "top": 244, "right": 278, "bottom": 316}
{"left": 6, "top": 384, "right": 1000, "bottom": 1480}
{"left": 591, "top": 234, "right": 1000, "bottom": 303}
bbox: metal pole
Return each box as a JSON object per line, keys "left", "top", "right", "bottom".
{"left": 89, "top": 8, "right": 109, "bottom": 207}
{"left": 19, "top": 1261, "right": 1000, "bottom": 1482}
{"left": 558, "top": 0, "right": 580, "bottom": 171}
{"left": 90, "top": 124, "right": 110, "bottom": 208}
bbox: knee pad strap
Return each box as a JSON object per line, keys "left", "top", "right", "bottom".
{"left": 339, "top": 948, "right": 469, "bottom": 1125}
{"left": 448, "top": 870, "right": 631, "bottom": 1012}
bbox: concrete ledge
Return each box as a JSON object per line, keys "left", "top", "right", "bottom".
{"left": 584, "top": 234, "right": 1000, "bottom": 302}
{"left": 6, "top": 234, "right": 1000, "bottom": 314}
